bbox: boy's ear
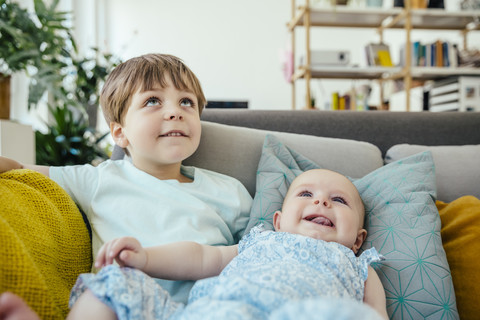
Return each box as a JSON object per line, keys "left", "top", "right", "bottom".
{"left": 273, "top": 210, "right": 282, "bottom": 231}
{"left": 110, "top": 122, "right": 128, "bottom": 148}
{"left": 352, "top": 228, "right": 367, "bottom": 254}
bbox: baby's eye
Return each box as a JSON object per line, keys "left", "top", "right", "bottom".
{"left": 145, "top": 97, "right": 161, "bottom": 107}
{"left": 180, "top": 98, "right": 195, "bottom": 107}
{"left": 332, "top": 196, "right": 347, "bottom": 205}
{"left": 298, "top": 190, "right": 313, "bottom": 197}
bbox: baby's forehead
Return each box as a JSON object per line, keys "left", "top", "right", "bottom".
{"left": 294, "top": 169, "right": 347, "bottom": 185}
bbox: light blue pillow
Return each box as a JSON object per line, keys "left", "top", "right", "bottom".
{"left": 247, "top": 134, "right": 459, "bottom": 320}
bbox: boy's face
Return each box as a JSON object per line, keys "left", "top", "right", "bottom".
{"left": 273, "top": 169, "right": 367, "bottom": 253}
{"left": 111, "top": 75, "right": 201, "bottom": 176}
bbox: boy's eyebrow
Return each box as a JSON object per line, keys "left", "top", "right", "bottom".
{"left": 139, "top": 87, "right": 196, "bottom": 94}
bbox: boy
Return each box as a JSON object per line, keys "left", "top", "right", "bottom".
{"left": 0, "top": 53, "right": 252, "bottom": 306}
{"left": 67, "top": 169, "right": 388, "bottom": 319}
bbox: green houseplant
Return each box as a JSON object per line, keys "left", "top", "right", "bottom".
{"left": 0, "top": 0, "right": 73, "bottom": 109}
{"left": 35, "top": 50, "right": 120, "bottom": 166}
{"left": 1, "top": 0, "right": 120, "bottom": 165}
{"left": 35, "top": 105, "right": 109, "bottom": 166}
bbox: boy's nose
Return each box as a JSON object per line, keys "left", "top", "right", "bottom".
{"left": 167, "top": 114, "right": 183, "bottom": 120}
{"left": 164, "top": 106, "right": 183, "bottom": 120}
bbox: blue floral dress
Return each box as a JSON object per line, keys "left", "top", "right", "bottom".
{"left": 70, "top": 226, "right": 384, "bottom": 320}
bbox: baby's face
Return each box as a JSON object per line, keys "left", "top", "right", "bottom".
{"left": 273, "top": 169, "right": 366, "bottom": 253}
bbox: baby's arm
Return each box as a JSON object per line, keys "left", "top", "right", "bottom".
{"left": 364, "top": 266, "right": 389, "bottom": 319}
{"left": 96, "top": 237, "right": 238, "bottom": 281}
{"left": 0, "top": 156, "right": 50, "bottom": 176}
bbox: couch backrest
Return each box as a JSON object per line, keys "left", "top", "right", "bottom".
{"left": 184, "top": 122, "right": 383, "bottom": 197}
{"left": 200, "top": 110, "right": 480, "bottom": 157}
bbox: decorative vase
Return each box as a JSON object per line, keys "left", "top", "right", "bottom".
{"left": 0, "top": 75, "right": 11, "bottom": 120}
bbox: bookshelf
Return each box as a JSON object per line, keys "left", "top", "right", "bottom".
{"left": 288, "top": 0, "right": 480, "bottom": 110}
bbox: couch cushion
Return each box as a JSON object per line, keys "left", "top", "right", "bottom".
{"left": 436, "top": 196, "right": 480, "bottom": 320}
{"left": 385, "top": 144, "right": 480, "bottom": 202}
{"left": 0, "top": 169, "right": 92, "bottom": 319}
{"left": 184, "top": 121, "right": 383, "bottom": 197}
{"left": 247, "top": 135, "right": 458, "bottom": 320}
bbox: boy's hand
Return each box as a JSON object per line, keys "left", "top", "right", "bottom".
{"left": 0, "top": 157, "right": 22, "bottom": 173}
{"left": 95, "top": 237, "right": 148, "bottom": 271}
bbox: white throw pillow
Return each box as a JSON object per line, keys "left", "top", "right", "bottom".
{"left": 385, "top": 144, "right": 480, "bottom": 202}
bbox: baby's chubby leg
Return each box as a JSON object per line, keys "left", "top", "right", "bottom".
{"left": 67, "top": 290, "right": 116, "bottom": 320}
{"left": 69, "top": 265, "right": 183, "bottom": 320}
{"left": 0, "top": 292, "right": 40, "bottom": 320}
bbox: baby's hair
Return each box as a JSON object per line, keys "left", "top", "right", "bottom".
{"left": 100, "top": 53, "right": 207, "bottom": 126}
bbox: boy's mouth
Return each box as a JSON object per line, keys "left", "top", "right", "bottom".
{"left": 304, "top": 215, "right": 334, "bottom": 227}
{"left": 161, "top": 130, "right": 187, "bottom": 137}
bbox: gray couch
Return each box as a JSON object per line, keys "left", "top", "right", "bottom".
{"left": 2, "top": 109, "right": 477, "bottom": 319}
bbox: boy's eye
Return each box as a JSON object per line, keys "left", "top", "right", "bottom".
{"left": 298, "top": 190, "right": 312, "bottom": 197}
{"left": 332, "top": 196, "right": 347, "bottom": 205}
{"left": 145, "top": 97, "right": 161, "bottom": 107}
{"left": 180, "top": 98, "right": 195, "bottom": 107}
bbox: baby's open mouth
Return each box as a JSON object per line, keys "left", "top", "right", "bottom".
{"left": 304, "top": 215, "right": 334, "bottom": 227}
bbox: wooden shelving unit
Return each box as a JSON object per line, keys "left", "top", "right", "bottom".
{"left": 288, "top": 0, "right": 480, "bottom": 110}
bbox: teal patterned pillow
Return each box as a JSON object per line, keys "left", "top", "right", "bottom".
{"left": 247, "top": 134, "right": 459, "bottom": 320}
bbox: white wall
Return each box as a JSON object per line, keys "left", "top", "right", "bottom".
{"left": 98, "top": 0, "right": 479, "bottom": 111}
{"left": 101, "top": 0, "right": 293, "bottom": 110}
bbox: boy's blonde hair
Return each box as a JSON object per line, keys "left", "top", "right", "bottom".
{"left": 100, "top": 53, "right": 207, "bottom": 126}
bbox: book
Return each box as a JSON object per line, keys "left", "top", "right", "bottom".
{"left": 430, "top": 91, "right": 459, "bottom": 105}
{"left": 365, "top": 46, "right": 372, "bottom": 66}
{"left": 449, "top": 44, "right": 458, "bottom": 68}
{"left": 425, "top": 42, "right": 432, "bottom": 67}
{"left": 430, "top": 81, "right": 459, "bottom": 96}
{"left": 418, "top": 43, "right": 426, "bottom": 66}
{"left": 331, "top": 92, "right": 339, "bottom": 110}
{"left": 365, "top": 43, "right": 393, "bottom": 67}
{"left": 436, "top": 39, "right": 443, "bottom": 67}
{"left": 339, "top": 96, "right": 346, "bottom": 110}
{"left": 429, "top": 101, "right": 459, "bottom": 112}
{"left": 442, "top": 41, "right": 450, "bottom": 67}
{"left": 412, "top": 41, "right": 420, "bottom": 66}
{"left": 378, "top": 50, "right": 394, "bottom": 67}
{"left": 431, "top": 42, "right": 436, "bottom": 66}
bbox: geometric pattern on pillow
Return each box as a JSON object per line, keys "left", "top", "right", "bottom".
{"left": 355, "top": 152, "right": 458, "bottom": 320}
{"left": 247, "top": 134, "right": 459, "bottom": 320}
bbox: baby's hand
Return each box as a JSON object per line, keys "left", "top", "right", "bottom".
{"left": 95, "top": 237, "right": 148, "bottom": 271}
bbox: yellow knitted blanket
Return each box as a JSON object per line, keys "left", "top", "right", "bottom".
{"left": 0, "top": 169, "right": 92, "bottom": 319}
